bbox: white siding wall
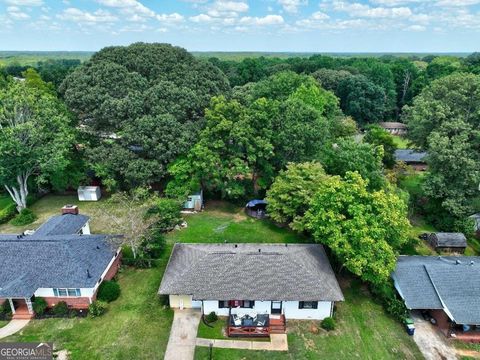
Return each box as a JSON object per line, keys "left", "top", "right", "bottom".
{"left": 283, "top": 301, "right": 332, "bottom": 320}
{"left": 200, "top": 299, "right": 333, "bottom": 320}
{"left": 34, "top": 288, "right": 95, "bottom": 298}
{"left": 81, "top": 222, "right": 91, "bottom": 235}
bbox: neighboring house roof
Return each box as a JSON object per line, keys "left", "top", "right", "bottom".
{"left": 394, "top": 149, "right": 427, "bottom": 163}
{"left": 34, "top": 214, "right": 90, "bottom": 236}
{"left": 158, "top": 243, "right": 344, "bottom": 302}
{"left": 379, "top": 122, "right": 407, "bottom": 129}
{"left": 246, "top": 199, "right": 268, "bottom": 208}
{"left": 392, "top": 256, "right": 480, "bottom": 325}
{"left": 470, "top": 213, "right": 480, "bottom": 231}
{"left": 0, "top": 234, "right": 117, "bottom": 298}
{"left": 431, "top": 233, "right": 467, "bottom": 248}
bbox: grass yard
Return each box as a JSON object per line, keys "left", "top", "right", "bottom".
{"left": 0, "top": 194, "right": 13, "bottom": 209}
{"left": 195, "top": 280, "right": 423, "bottom": 360}
{"left": 0, "top": 195, "right": 116, "bottom": 234}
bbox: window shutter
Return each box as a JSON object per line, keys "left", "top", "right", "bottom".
{"left": 312, "top": 302, "right": 318, "bottom": 309}
{"left": 298, "top": 301, "right": 304, "bottom": 309}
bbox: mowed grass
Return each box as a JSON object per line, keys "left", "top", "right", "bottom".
{"left": 195, "top": 280, "right": 423, "bottom": 360}
{"left": 0, "top": 195, "right": 115, "bottom": 234}
{"left": 167, "top": 201, "right": 304, "bottom": 245}
{"left": 0, "top": 194, "right": 13, "bottom": 211}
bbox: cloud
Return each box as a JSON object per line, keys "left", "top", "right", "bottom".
{"left": 6, "top": 5, "right": 30, "bottom": 20}
{"left": 277, "top": 0, "right": 307, "bottom": 13}
{"left": 239, "top": 14, "right": 284, "bottom": 25}
{"left": 190, "top": 13, "right": 213, "bottom": 22}
{"left": 206, "top": 0, "right": 248, "bottom": 17}
{"left": 5, "top": 0, "right": 43, "bottom": 5}
{"left": 331, "top": 2, "right": 413, "bottom": 18}
{"left": 57, "top": 7, "right": 118, "bottom": 23}
{"left": 156, "top": 13, "right": 184, "bottom": 23}
{"left": 97, "top": 0, "right": 155, "bottom": 20}
{"left": 435, "top": 0, "right": 480, "bottom": 6}
{"left": 405, "top": 24, "right": 426, "bottom": 31}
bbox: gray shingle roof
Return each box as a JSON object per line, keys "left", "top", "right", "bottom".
{"left": 431, "top": 233, "right": 467, "bottom": 248}
{"left": 158, "top": 243, "right": 344, "bottom": 302}
{"left": 0, "top": 234, "right": 117, "bottom": 297}
{"left": 379, "top": 122, "right": 407, "bottom": 129}
{"left": 394, "top": 149, "right": 427, "bottom": 163}
{"left": 34, "top": 214, "right": 89, "bottom": 236}
{"left": 393, "top": 256, "right": 480, "bottom": 325}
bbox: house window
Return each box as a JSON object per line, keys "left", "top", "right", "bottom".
{"left": 219, "top": 301, "right": 228, "bottom": 308}
{"left": 53, "top": 288, "right": 81, "bottom": 297}
{"left": 299, "top": 301, "right": 318, "bottom": 309}
{"left": 242, "top": 300, "right": 254, "bottom": 308}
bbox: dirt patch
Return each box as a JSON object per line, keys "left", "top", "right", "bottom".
{"left": 457, "top": 349, "right": 480, "bottom": 359}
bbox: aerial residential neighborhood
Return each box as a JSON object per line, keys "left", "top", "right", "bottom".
{"left": 0, "top": 1, "right": 480, "bottom": 360}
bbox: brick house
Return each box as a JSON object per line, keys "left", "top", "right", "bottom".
{"left": 0, "top": 206, "right": 121, "bottom": 319}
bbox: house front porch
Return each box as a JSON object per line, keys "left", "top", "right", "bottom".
{"left": 227, "top": 312, "right": 286, "bottom": 337}
{"left": 1, "top": 298, "right": 35, "bottom": 320}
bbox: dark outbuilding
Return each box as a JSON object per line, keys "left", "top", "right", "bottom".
{"left": 428, "top": 232, "right": 467, "bottom": 253}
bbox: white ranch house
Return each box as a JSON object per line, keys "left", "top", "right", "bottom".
{"left": 159, "top": 243, "right": 343, "bottom": 336}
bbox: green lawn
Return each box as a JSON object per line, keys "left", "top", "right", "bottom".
{"left": 0, "top": 194, "right": 13, "bottom": 211}
{"left": 0, "top": 195, "right": 115, "bottom": 234}
{"left": 195, "top": 280, "right": 422, "bottom": 360}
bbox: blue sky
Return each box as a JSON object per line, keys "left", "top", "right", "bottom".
{"left": 1, "top": 0, "right": 479, "bottom": 52}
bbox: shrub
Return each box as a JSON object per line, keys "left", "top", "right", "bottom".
{"left": 121, "top": 245, "right": 134, "bottom": 259}
{"left": 370, "top": 280, "right": 408, "bottom": 322}
{"left": 33, "top": 297, "right": 48, "bottom": 316}
{"left": 0, "top": 203, "right": 16, "bottom": 224}
{"left": 97, "top": 280, "right": 121, "bottom": 302}
{"left": 205, "top": 311, "right": 218, "bottom": 323}
{"left": 10, "top": 208, "right": 37, "bottom": 226}
{"left": 0, "top": 302, "right": 11, "bottom": 315}
{"left": 321, "top": 317, "right": 336, "bottom": 331}
{"left": 147, "top": 198, "right": 183, "bottom": 233}
{"left": 140, "top": 232, "right": 166, "bottom": 259}
{"left": 88, "top": 300, "right": 108, "bottom": 317}
{"left": 52, "top": 301, "right": 69, "bottom": 316}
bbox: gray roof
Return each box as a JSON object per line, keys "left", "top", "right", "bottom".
{"left": 379, "top": 122, "right": 407, "bottom": 129}
{"left": 159, "top": 243, "right": 344, "bottom": 302}
{"left": 34, "top": 214, "right": 89, "bottom": 236}
{"left": 0, "top": 234, "right": 117, "bottom": 297}
{"left": 432, "top": 233, "right": 467, "bottom": 248}
{"left": 393, "top": 256, "right": 480, "bottom": 325}
{"left": 395, "top": 149, "right": 427, "bottom": 163}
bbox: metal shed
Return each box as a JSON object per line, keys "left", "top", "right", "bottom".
{"left": 77, "top": 186, "right": 102, "bottom": 202}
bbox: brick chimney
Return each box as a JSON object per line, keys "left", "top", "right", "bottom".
{"left": 62, "top": 204, "right": 79, "bottom": 215}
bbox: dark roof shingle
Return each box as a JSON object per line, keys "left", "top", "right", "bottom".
{"left": 159, "top": 243, "right": 344, "bottom": 301}
{"left": 34, "top": 214, "right": 89, "bottom": 236}
{"left": 393, "top": 256, "right": 480, "bottom": 325}
{"left": 394, "top": 149, "right": 427, "bottom": 163}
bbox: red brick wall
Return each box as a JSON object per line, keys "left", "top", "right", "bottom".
{"left": 104, "top": 253, "right": 122, "bottom": 281}
{"left": 43, "top": 297, "right": 91, "bottom": 310}
{"left": 431, "top": 309, "right": 451, "bottom": 336}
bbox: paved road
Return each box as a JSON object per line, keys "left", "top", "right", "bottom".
{"left": 164, "top": 309, "right": 201, "bottom": 360}
{"left": 0, "top": 320, "right": 30, "bottom": 339}
{"left": 412, "top": 313, "right": 457, "bottom": 360}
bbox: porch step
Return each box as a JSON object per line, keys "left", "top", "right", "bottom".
{"left": 13, "top": 313, "right": 35, "bottom": 320}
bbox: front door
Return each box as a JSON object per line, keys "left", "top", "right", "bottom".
{"left": 271, "top": 301, "right": 282, "bottom": 314}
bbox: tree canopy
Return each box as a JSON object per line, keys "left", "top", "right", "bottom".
{"left": 302, "top": 172, "right": 410, "bottom": 284}
{"left": 60, "top": 43, "right": 230, "bottom": 189}
{"left": 404, "top": 73, "right": 480, "bottom": 228}
{"left": 0, "top": 77, "right": 75, "bottom": 211}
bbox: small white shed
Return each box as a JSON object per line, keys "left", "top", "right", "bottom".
{"left": 184, "top": 190, "right": 203, "bottom": 211}
{"left": 77, "top": 186, "right": 102, "bottom": 201}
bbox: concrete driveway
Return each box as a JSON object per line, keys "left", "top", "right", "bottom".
{"left": 0, "top": 320, "right": 30, "bottom": 339}
{"left": 412, "top": 313, "right": 457, "bottom": 360}
{"left": 164, "top": 309, "right": 201, "bottom": 360}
